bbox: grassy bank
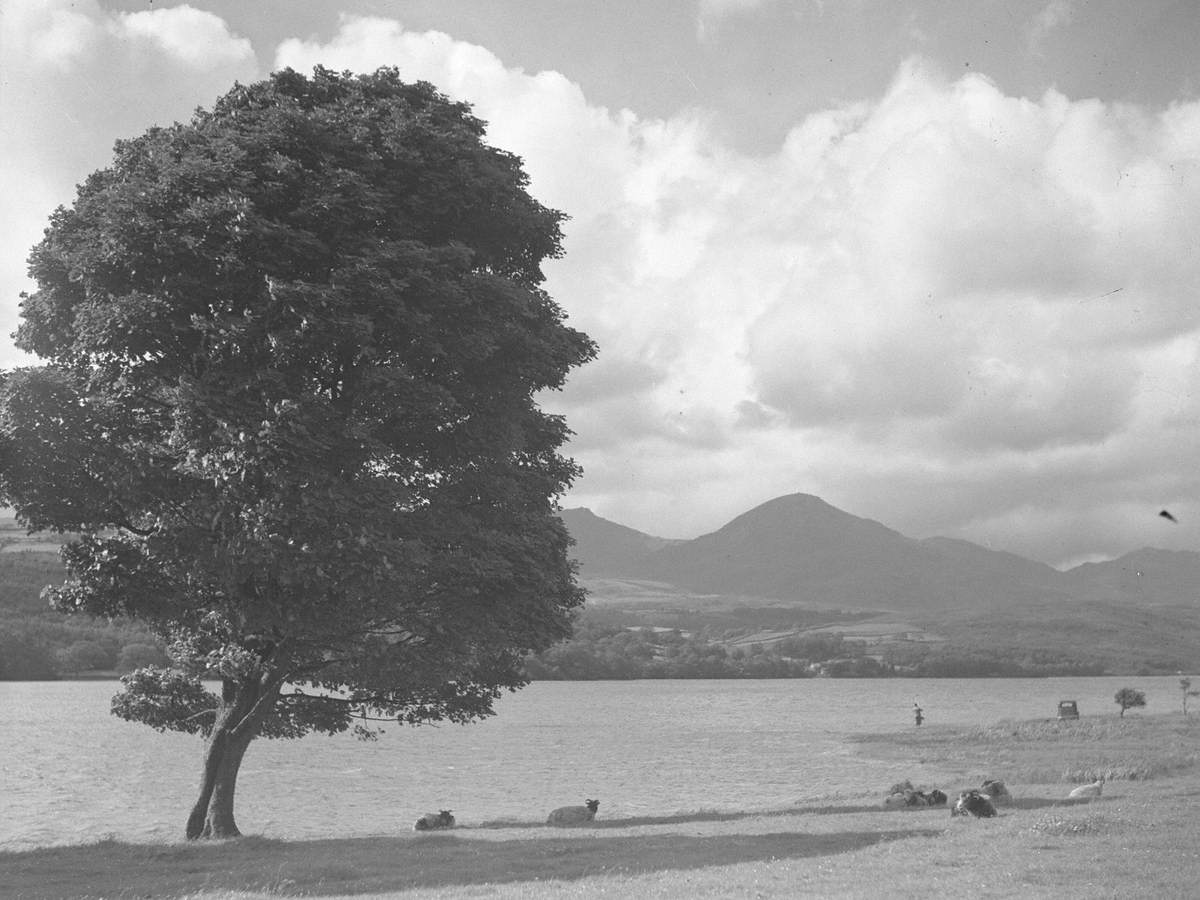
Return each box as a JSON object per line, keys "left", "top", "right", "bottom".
{"left": 852, "top": 710, "right": 1200, "bottom": 784}
{"left": 6, "top": 714, "right": 1200, "bottom": 899}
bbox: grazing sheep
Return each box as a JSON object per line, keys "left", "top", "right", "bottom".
{"left": 951, "top": 789, "right": 997, "bottom": 818}
{"left": 413, "top": 809, "right": 455, "bottom": 831}
{"left": 982, "top": 779, "right": 1011, "bottom": 805}
{"left": 547, "top": 799, "right": 600, "bottom": 826}
{"left": 1067, "top": 778, "right": 1104, "bottom": 799}
{"left": 925, "top": 789, "right": 948, "bottom": 806}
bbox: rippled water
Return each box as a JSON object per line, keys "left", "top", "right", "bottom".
{"left": 0, "top": 675, "right": 1184, "bottom": 849}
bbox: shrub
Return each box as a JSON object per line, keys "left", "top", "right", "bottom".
{"left": 0, "top": 630, "right": 59, "bottom": 679}
{"left": 55, "top": 639, "right": 113, "bottom": 674}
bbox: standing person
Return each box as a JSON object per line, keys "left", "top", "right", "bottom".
{"left": 914, "top": 703, "right": 924, "bottom": 726}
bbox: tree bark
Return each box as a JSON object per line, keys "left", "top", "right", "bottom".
{"left": 185, "top": 676, "right": 280, "bottom": 840}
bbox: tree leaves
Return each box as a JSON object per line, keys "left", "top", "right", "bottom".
{"left": 1, "top": 67, "right": 594, "bottom": 742}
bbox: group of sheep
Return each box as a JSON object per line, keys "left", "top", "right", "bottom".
{"left": 882, "top": 780, "right": 950, "bottom": 809}
{"left": 414, "top": 776, "right": 1107, "bottom": 832}
{"left": 885, "top": 775, "right": 1104, "bottom": 819}
{"left": 412, "top": 798, "right": 600, "bottom": 831}
{"left": 884, "top": 778, "right": 1011, "bottom": 817}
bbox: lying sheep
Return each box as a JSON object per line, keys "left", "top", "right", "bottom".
{"left": 413, "top": 809, "right": 455, "bottom": 831}
{"left": 883, "top": 780, "right": 915, "bottom": 807}
{"left": 1067, "top": 778, "right": 1104, "bottom": 799}
{"left": 951, "top": 789, "right": 997, "bottom": 818}
{"left": 884, "top": 787, "right": 947, "bottom": 808}
{"left": 547, "top": 799, "right": 600, "bottom": 826}
{"left": 982, "top": 779, "right": 1011, "bottom": 805}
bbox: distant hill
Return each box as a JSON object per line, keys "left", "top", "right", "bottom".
{"left": 1064, "top": 547, "right": 1200, "bottom": 607}
{"left": 557, "top": 507, "right": 680, "bottom": 577}
{"left": 557, "top": 493, "right": 1200, "bottom": 672}
{"left": 564, "top": 493, "right": 1077, "bottom": 614}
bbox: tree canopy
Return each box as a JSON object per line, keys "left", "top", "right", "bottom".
{"left": 0, "top": 66, "right": 595, "bottom": 838}
{"left": 1114, "top": 687, "right": 1147, "bottom": 717}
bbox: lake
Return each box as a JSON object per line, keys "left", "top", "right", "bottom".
{"left": 0, "top": 675, "right": 1186, "bottom": 850}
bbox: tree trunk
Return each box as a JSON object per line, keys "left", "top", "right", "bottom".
{"left": 186, "top": 676, "right": 279, "bottom": 840}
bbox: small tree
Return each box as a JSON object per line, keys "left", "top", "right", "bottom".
{"left": 0, "top": 67, "right": 595, "bottom": 839}
{"left": 1115, "top": 687, "right": 1147, "bottom": 717}
{"left": 1179, "top": 678, "right": 1200, "bottom": 714}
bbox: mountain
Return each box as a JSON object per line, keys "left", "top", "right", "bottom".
{"left": 1064, "top": 547, "right": 1200, "bottom": 607}
{"left": 557, "top": 493, "right": 1200, "bottom": 671}
{"left": 568, "top": 493, "right": 1075, "bottom": 614}
{"left": 557, "top": 507, "right": 680, "bottom": 577}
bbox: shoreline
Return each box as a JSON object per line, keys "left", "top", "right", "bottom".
{"left": 5, "top": 713, "right": 1199, "bottom": 898}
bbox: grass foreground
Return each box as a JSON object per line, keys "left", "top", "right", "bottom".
{"left": 6, "top": 713, "right": 1200, "bottom": 899}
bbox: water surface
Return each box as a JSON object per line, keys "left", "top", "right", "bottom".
{"left": 0, "top": 676, "right": 1183, "bottom": 849}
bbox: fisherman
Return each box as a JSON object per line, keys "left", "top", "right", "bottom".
{"left": 914, "top": 703, "right": 924, "bottom": 726}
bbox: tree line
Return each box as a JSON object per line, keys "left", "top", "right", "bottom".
{"left": 4, "top": 601, "right": 1110, "bottom": 681}
{"left": 0, "top": 624, "right": 170, "bottom": 680}
{"left": 0, "top": 552, "right": 171, "bottom": 679}
{"left": 522, "top": 618, "right": 1108, "bottom": 679}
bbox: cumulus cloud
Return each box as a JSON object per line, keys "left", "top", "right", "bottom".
{"left": 1, "top": 0, "right": 259, "bottom": 367}
{"left": 278, "top": 20, "right": 1200, "bottom": 565}
{"left": 116, "top": 6, "right": 255, "bottom": 69}
{"left": 3, "top": 1, "right": 254, "bottom": 76}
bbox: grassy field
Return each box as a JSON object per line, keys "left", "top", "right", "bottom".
{"left": 5, "top": 714, "right": 1200, "bottom": 899}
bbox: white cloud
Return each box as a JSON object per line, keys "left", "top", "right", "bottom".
{"left": 0, "top": 1, "right": 259, "bottom": 368}
{"left": 115, "top": 6, "right": 255, "bottom": 70}
{"left": 277, "top": 21, "right": 1200, "bottom": 564}
{"left": 1, "top": 1, "right": 254, "bottom": 73}
{"left": 0, "top": 0, "right": 100, "bottom": 69}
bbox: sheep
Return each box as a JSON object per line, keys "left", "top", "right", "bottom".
{"left": 982, "top": 779, "right": 1011, "bottom": 805}
{"left": 884, "top": 787, "right": 947, "bottom": 808}
{"left": 1067, "top": 778, "right": 1104, "bottom": 800}
{"left": 547, "top": 798, "right": 599, "bottom": 826}
{"left": 413, "top": 809, "right": 455, "bottom": 831}
{"left": 882, "top": 779, "right": 949, "bottom": 809}
{"left": 950, "top": 789, "right": 997, "bottom": 818}
{"left": 883, "top": 780, "right": 914, "bottom": 807}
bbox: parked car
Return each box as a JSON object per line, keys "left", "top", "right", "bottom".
{"left": 1057, "top": 699, "right": 1080, "bottom": 719}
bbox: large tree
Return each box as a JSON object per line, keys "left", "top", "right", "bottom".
{"left": 0, "top": 67, "right": 595, "bottom": 839}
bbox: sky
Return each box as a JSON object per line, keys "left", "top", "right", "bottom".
{"left": 3, "top": 0, "right": 1200, "bottom": 568}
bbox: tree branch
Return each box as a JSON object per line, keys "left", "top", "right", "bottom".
{"left": 179, "top": 708, "right": 217, "bottom": 724}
